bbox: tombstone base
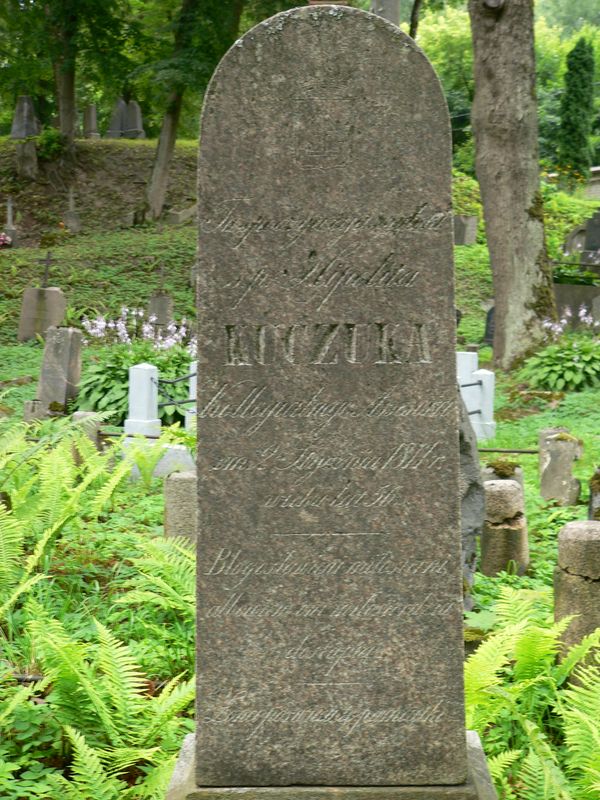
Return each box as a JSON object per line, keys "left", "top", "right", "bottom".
{"left": 166, "top": 733, "right": 497, "bottom": 800}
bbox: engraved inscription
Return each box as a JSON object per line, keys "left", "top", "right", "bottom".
{"left": 198, "top": 382, "right": 455, "bottom": 434}
{"left": 206, "top": 695, "right": 445, "bottom": 739}
{"left": 212, "top": 442, "right": 446, "bottom": 480}
{"left": 224, "top": 322, "right": 432, "bottom": 366}
{"left": 201, "top": 200, "right": 450, "bottom": 247}
{"left": 205, "top": 549, "right": 451, "bottom": 589}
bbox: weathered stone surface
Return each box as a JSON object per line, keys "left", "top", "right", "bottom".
{"left": 484, "top": 479, "right": 523, "bottom": 524}
{"left": 539, "top": 428, "right": 582, "bottom": 506}
{"left": 168, "top": 735, "right": 495, "bottom": 800}
{"left": 196, "top": 5, "right": 466, "bottom": 789}
{"left": 458, "top": 394, "right": 484, "bottom": 608}
{"left": 148, "top": 291, "right": 174, "bottom": 328}
{"left": 165, "top": 470, "right": 198, "bottom": 539}
{"left": 37, "top": 327, "right": 82, "bottom": 415}
{"left": 555, "top": 522, "right": 600, "bottom": 653}
{"left": 453, "top": 215, "right": 478, "bottom": 246}
{"left": 480, "top": 515, "right": 528, "bottom": 577}
{"left": 18, "top": 288, "right": 67, "bottom": 342}
{"left": 15, "top": 140, "right": 38, "bottom": 180}
{"left": 588, "top": 469, "right": 600, "bottom": 521}
{"left": 556, "top": 520, "right": 600, "bottom": 580}
{"left": 83, "top": 105, "right": 100, "bottom": 138}
{"left": 123, "top": 100, "right": 146, "bottom": 139}
{"left": 10, "top": 96, "right": 39, "bottom": 138}
{"left": 106, "top": 98, "right": 127, "bottom": 138}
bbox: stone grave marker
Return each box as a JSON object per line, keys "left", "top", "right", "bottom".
{"left": 483, "top": 305, "right": 495, "bottom": 346}
{"left": 5, "top": 196, "right": 18, "bottom": 247}
{"left": 123, "top": 100, "right": 146, "bottom": 139}
{"left": 64, "top": 187, "right": 82, "bottom": 233}
{"left": 18, "top": 252, "right": 67, "bottom": 342}
{"left": 24, "top": 327, "right": 82, "bottom": 419}
{"left": 10, "top": 96, "right": 39, "bottom": 138}
{"left": 583, "top": 210, "right": 600, "bottom": 252}
{"left": 106, "top": 98, "right": 127, "bottom": 138}
{"left": 539, "top": 427, "right": 582, "bottom": 506}
{"left": 164, "top": 470, "right": 198, "bottom": 539}
{"left": 83, "top": 105, "right": 100, "bottom": 138}
{"left": 168, "top": 6, "right": 496, "bottom": 800}
{"left": 454, "top": 215, "right": 478, "bottom": 246}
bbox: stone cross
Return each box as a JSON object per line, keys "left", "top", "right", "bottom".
{"left": 167, "top": 6, "right": 496, "bottom": 800}
{"left": 37, "top": 252, "right": 54, "bottom": 289}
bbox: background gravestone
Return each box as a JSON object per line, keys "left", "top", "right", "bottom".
{"left": 483, "top": 305, "right": 495, "bottom": 346}
{"left": 171, "top": 6, "right": 495, "bottom": 800}
{"left": 10, "top": 96, "right": 39, "bottom": 138}
{"left": 583, "top": 210, "right": 600, "bottom": 252}
{"left": 83, "top": 105, "right": 100, "bottom": 138}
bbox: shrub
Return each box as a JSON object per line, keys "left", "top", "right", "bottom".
{"left": 35, "top": 128, "right": 67, "bottom": 162}
{"left": 521, "top": 335, "right": 600, "bottom": 392}
{"left": 76, "top": 340, "right": 193, "bottom": 426}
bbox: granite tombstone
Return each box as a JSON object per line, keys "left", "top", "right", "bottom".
{"left": 172, "top": 6, "right": 495, "bottom": 800}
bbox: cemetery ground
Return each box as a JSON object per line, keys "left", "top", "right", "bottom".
{"left": 1, "top": 152, "right": 600, "bottom": 798}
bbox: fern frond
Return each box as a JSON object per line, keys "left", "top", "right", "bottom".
{"left": 27, "top": 613, "right": 123, "bottom": 747}
{"left": 0, "top": 504, "right": 25, "bottom": 589}
{"left": 87, "top": 450, "right": 135, "bottom": 518}
{"left": 559, "top": 655, "right": 600, "bottom": 794}
{"left": 513, "top": 623, "right": 562, "bottom": 681}
{"left": 0, "top": 573, "right": 48, "bottom": 620}
{"left": 495, "top": 586, "right": 553, "bottom": 627}
{"left": 60, "top": 726, "right": 124, "bottom": 800}
{"left": 122, "top": 754, "right": 178, "bottom": 800}
{"left": 554, "top": 629, "right": 600, "bottom": 686}
{"left": 94, "top": 620, "right": 147, "bottom": 731}
{"left": 140, "top": 677, "right": 195, "bottom": 747}
{"left": 99, "top": 745, "right": 161, "bottom": 775}
{"left": 518, "top": 718, "right": 573, "bottom": 800}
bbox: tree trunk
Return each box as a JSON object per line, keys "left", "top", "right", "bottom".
{"left": 54, "top": 59, "right": 76, "bottom": 141}
{"left": 409, "top": 0, "right": 423, "bottom": 39}
{"left": 370, "top": 0, "right": 400, "bottom": 25}
{"left": 147, "top": 90, "right": 184, "bottom": 220}
{"left": 468, "top": 0, "right": 555, "bottom": 369}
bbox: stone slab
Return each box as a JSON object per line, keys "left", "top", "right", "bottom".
{"left": 165, "top": 470, "right": 199, "bottom": 539}
{"left": 18, "top": 287, "right": 67, "bottom": 341}
{"left": 38, "top": 326, "right": 82, "bottom": 413}
{"left": 196, "top": 5, "right": 465, "bottom": 790}
{"left": 166, "top": 733, "right": 496, "bottom": 800}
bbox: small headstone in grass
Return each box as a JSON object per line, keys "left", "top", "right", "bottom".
{"left": 554, "top": 521, "right": 600, "bottom": 655}
{"left": 459, "top": 393, "right": 484, "bottom": 610}
{"left": 483, "top": 305, "right": 495, "bottom": 347}
{"left": 168, "top": 6, "right": 497, "bottom": 800}
{"left": 583, "top": 210, "right": 600, "bottom": 252}
{"left": 539, "top": 427, "right": 582, "bottom": 506}
{"left": 587, "top": 468, "right": 600, "bottom": 521}
{"left": 18, "top": 252, "right": 67, "bottom": 342}
{"left": 480, "top": 479, "right": 528, "bottom": 576}
{"left": 148, "top": 291, "right": 174, "bottom": 330}
{"left": 63, "top": 187, "right": 82, "bottom": 234}
{"left": 5, "top": 195, "right": 18, "bottom": 247}
{"left": 164, "top": 470, "right": 198, "bottom": 539}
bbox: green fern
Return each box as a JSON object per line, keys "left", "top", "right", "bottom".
{"left": 49, "top": 726, "right": 124, "bottom": 800}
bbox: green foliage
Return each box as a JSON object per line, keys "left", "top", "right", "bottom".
{"left": 520, "top": 336, "right": 600, "bottom": 392}
{"left": 76, "top": 341, "right": 192, "bottom": 426}
{"left": 35, "top": 128, "right": 68, "bottom": 162}
{"left": 465, "top": 587, "right": 600, "bottom": 799}
{"left": 558, "top": 38, "right": 596, "bottom": 185}
{"left": 552, "top": 262, "right": 600, "bottom": 286}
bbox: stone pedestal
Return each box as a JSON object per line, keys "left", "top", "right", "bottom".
{"left": 83, "top": 105, "right": 100, "bottom": 138}
{"left": 554, "top": 521, "right": 600, "bottom": 654}
{"left": 481, "top": 480, "right": 528, "bottom": 576}
{"left": 18, "top": 287, "right": 67, "bottom": 341}
{"left": 64, "top": 210, "right": 82, "bottom": 234}
{"left": 15, "top": 140, "right": 38, "bottom": 179}
{"left": 167, "top": 733, "right": 496, "bottom": 800}
{"left": 539, "top": 428, "right": 582, "bottom": 506}
{"left": 164, "top": 470, "right": 198, "bottom": 539}
{"left": 124, "top": 363, "right": 161, "bottom": 438}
